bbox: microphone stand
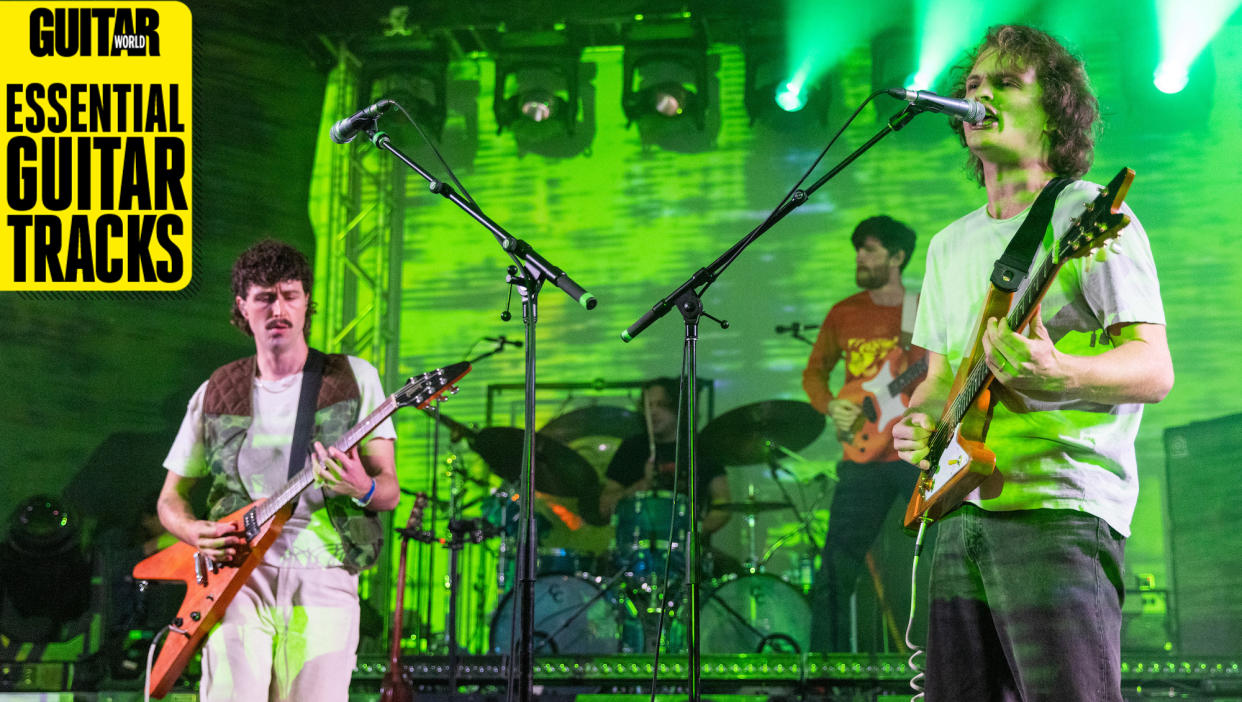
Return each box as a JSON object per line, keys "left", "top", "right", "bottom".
{"left": 359, "top": 123, "right": 596, "bottom": 702}
{"left": 620, "top": 105, "right": 919, "bottom": 701}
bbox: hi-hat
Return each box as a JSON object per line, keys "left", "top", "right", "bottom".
{"left": 699, "top": 400, "right": 825, "bottom": 466}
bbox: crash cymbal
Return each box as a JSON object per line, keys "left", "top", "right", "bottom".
{"left": 540, "top": 405, "right": 644, "bottom": 443}
{"left": 471, "top": 427, "right": 600, "bottom": 502}
{"left": 699, "top": 400, "right": 825, "bottom": 466}
{"left": 711, "top": 500, "right": 793, "bottom": 514}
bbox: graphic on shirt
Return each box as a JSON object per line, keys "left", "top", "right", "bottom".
{"left": 844, "top": 336, "right": 899, "bottom": 379}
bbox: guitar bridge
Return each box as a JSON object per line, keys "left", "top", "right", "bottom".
{"left": 193, "top": 551, "right": 209, "bottom": 586}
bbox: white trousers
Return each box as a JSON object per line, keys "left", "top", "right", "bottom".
{"left": 200, "top": 564, "right": 360, "bottom": 702}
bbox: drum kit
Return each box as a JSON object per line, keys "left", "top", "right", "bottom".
{"left": 442, "top": 398, "right": 829, "bottom": 656}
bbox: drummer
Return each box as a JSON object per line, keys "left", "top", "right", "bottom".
{"left": 598, "top": 377, "right": 731, "bottom": 534}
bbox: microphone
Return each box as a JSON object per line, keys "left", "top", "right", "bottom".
{"left": 329, "top": 98, "right": 396, "bottom": 144}
{"left": 886, "top": 88, "right": 985, "bottom": 125}
{"left": 775, "top": 322, "right": 820, "bottom": 334}
{"left": 484, "top": 335, "right": 523, "bottom": 349}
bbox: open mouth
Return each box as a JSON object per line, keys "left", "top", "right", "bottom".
{"left": 974, "top": 108, "right": 999, "bottom": 129}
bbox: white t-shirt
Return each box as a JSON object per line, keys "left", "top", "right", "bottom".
{"left": 164, "top": 355, "right": 397, "bottom": 567}
{"left": 913, "top": 179, "right": 1165, "bottom": 537}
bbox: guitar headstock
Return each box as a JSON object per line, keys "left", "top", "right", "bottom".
{"left": 1058, "top": 167, "right": 1135, "bottom": 262}
{"left": 394, "top": 361, "right": 471, "bottom": 409}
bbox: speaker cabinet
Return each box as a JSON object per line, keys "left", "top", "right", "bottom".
{"left": 1163, "top": 413, "right": 1242, "bottom": 656}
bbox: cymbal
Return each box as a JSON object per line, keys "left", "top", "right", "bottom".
{"left": 711, "top": 500, "right": 793, "bottom": 514}
{"left": 540, "top": 405, "right": 644, "bottom": 443}
{"left": 471, "top": 427, "right": 600, "bottom": 502}
{"left": 699, "top": 400, "right": 825, "bottom": 466}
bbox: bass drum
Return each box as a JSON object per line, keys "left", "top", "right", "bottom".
{"left": 700, "top": 573, "right": 811, "bottom": 653}
{"left": 489, "top": 574, "right": 641, "bottom": 655}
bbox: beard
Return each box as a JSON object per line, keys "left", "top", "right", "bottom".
{"left": 855, "top": 264, "right": 888, "bottom": 289}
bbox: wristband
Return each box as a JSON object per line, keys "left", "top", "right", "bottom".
{"left": 352, "top": 478, "right": 377, "bottom": 508}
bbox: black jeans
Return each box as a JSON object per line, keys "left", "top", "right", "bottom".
{"left": 926, "top": 504, "right": 1126, "bottom": 702}
{"left": 809, "top": 459, "right": 921, "bottom": 652}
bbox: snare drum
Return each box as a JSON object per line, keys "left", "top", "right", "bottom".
{"left": 700, "top": 573, "right": 811, "bottom": 653}
{"left": 489, "top": 573, "right": 641, "bottom": 654}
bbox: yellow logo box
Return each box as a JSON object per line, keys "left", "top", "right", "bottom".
{"left": 1, "top": 2, "right": 192, "bottom": 291}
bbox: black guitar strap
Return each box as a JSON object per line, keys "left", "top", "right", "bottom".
{"left": 991, "top": 177, "right": 1074, "bottom": 293}
{"left": 288, "top": 348, "right": 327, "bottom": 479}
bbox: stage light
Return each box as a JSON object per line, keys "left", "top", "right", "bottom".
{"left": 743, "top": 31, "right": 829, "bottom": 129}
{"left": 356, "top": 36, "right": 450, "bottom": 140}
{"left": 493, "top": 30, "right": 583, "bottom": 136}
{"left": 775, "top": 79, "right": 808, "bottom": 112}
{"left": 1152, "top": 0, "right": 1238, "bottom": 95}
{"left": 621, "top": 19, "right": 709, "bottom": 130}
{"left": 1152, "top": 63, "right": 1189, "bottom": 95}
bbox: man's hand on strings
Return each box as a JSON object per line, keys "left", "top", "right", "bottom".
{"left": 311, "top": 441, "right": 372, "bottom": 500}
{"left": 893, "top": 412, "right": 935, "bottom": 470}
{"left": 191, "top": 519, "right": 248, "bottom": 565}
{"left": 983, "top": 304, "right": 1069, "bottom": 400}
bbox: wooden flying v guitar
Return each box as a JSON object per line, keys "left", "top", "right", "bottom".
{"left": 132, "top": 361, "right": 471, "bottom": 699}
{"left": 903, "top": 168, "right": 1135, "bottom": 529}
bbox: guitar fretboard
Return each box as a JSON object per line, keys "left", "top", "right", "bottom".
{"left": 254, "top": 393, "right": 402, "bottom": 527}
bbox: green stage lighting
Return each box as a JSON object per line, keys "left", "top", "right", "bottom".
{"left": 1153, "top": 0, "right": 1239, "bottom": 95}
{"left": 775, "top": 79, "right": 808, "bottom": 112}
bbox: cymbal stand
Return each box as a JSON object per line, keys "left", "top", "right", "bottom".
{"left": 765, "top": 447, "right": 823, "bottom": 554}
{"left": 740, "top": 485, "right": 762, "bottom": 572}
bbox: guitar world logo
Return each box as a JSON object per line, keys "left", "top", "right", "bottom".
{"left": 28, "top": 7, "right": 162, "bottom": 57}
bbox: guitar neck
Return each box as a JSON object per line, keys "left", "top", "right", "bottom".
{"left": 255, "top": 394, "right": 401, "bottom": 526}
{"left": 929, "top": 249, "right": 1067, "bottom": 459}
{"left": 886, "top": 355, "right": 928, "bottom": 397}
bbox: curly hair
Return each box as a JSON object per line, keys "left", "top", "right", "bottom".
{"left": 229, "top": 238, "right": 316, "bottom": 337}
{"left": 949, "top": 25, "right": 1099, "bottom": 185}
{"left": 850, "top": 215, "right": 917, "bottom": 271}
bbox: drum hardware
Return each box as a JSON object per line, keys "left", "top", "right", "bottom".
{"left": 762, "top": 449, "right": 824, "bottom": 584}
{"left": 398, "top": 512, "right": 502, "bottom": 690}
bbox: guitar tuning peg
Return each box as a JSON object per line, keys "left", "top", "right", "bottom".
{"left": 448, "top": 385, "right": 460, "bottom": 395}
